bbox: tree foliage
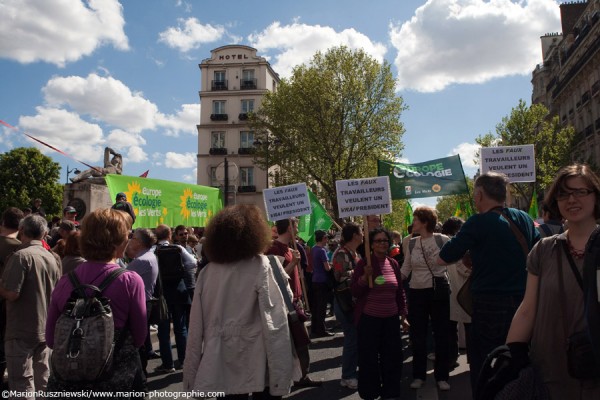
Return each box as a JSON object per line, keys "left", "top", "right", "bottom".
{"left": 250, "top": 46, "right": 406, "bottom": 220}
{"left": 476, "top": 100, "right": 575, "bottom": 209}
{"left": 0, "top": 147, "right": 63, "bottom": 217}
{"left": 436, "top": 177, "right": 474, "bottom": 223}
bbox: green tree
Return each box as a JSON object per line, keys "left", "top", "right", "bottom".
{"left": 0, "top": 147, "right": 63, "bottom": 217}
{"left": 436, "top": 177, "right": 474, "bottom": 222}
{"left": 250, "top": 46, "right": 406, "bottom": 220}
{"left": 476, "top": 100, "right": 575, "bottom": 208}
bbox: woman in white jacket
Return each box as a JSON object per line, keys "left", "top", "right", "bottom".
{"left": 183, "top": 205, "right": 300, "bottom": 399}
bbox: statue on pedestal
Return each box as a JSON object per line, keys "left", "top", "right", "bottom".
{"left": 70, "top": 147, "right": 123, "bottom": 184}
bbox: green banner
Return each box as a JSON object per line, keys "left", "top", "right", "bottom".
{"left": 105, "top": 174, "right": 223, "bottom": 228}
{"left": 378, "top": 155, "right": 469, "bottom": 200}
{"left": 297, "top": 190, "right": 334, "bottom": 246}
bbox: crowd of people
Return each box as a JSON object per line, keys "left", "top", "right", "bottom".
{"left": 0, "top": 166, "right": 599, "bottom": 399}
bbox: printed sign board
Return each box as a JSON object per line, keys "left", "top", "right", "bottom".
{"left": 263, "top": 183, "right": 312, "bottom": 221}
{"left": 480, "top": 144, "right": 535, "bottom": 183}
{"left": 336, "top": 176, "right": 392, "bottom": 218}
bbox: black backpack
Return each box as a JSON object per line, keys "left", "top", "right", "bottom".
{"left": 51, "top": 268, "right": 126, "bottom": 383}
{"left": 155, "top": 244, "right": 186, "bottom": 282}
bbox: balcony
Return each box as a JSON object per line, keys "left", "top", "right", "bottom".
{"left": 596, "top": 118, "right": 600, "bottom": 131}
{"left": 209, "top": 147, "right": 227, "bottom": 155}
{"left": 582, "top": 91, "right": 591, "bottom": 105}
{"left": 211, "top": 80, "right": 228, "bottom": 91}
{"left": 569, "top": 108, "right": 574, "bottom": 116}
{"left": 576, "top": 100, "right": 582, "bottom": 112}
{"left": 240, "top": 79, "right": 257, "bottom": 90}
{"left": 592, "top": 80, "right": 600, "bottom": 97}
{"left": 238, "top": 113, "right": 249, "bottom": 121}
{"left": 238, "top": 147, "right": 255, "bottom": 155}
{"left": 238, "top": 185, "right": 256, "bottom": 193}
{"left": 585, "top": 125, "right": 594, "bottom": 137}
{"left": 210, "top": 113, "right": 228, "bottom": 121}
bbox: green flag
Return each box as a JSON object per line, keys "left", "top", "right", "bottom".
{"left": 529, "top": 189, "right": 539, "bottom": 220}
{"left": 378, "top": 155, "right": 469, "bottom": 199}
{"left": 105, "top": 174, "right": 223, "bottom": 228}
{"left": 403, "top": 202, "right": 413, "bottom": 237}
{"left": 297, "top": 190, "right": 334, "bottom": 246}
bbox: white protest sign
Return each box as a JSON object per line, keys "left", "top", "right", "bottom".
{"left": 263, "top": 183, "right": 311, "bottom": 221}
{"left": 336, "top": 176, "right": 392, "bottom": 218}
{"left": 480, "top": 144, "right": 536, "bottom": 183}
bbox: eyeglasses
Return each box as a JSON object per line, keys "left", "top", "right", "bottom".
{"left": 178, "top": 232, "right": 189, "bottom": 236}
{"left": 373, "top": 239, "right": 389, "bottom": 244}
{"left": 556, "top": 188, "right": 594, "bottom": 201}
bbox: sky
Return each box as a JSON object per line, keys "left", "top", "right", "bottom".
{"left": 0, "top": 0, "right": 563, "bottom": 207}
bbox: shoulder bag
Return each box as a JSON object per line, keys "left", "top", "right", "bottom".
{"left": 333, "top": 248, "right": 355, "bottom": 313}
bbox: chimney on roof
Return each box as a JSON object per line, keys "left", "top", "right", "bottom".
{"left": 559, "top": 1, "right": 588, "bottom": 35}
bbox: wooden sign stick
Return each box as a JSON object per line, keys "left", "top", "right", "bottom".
{"left": 290, "top": 219, "right": 310, "bottom": 312}
{"left": 363, "top": 217, "right": 373, "bottom": 288}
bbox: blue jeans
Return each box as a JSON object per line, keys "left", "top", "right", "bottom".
{"left": 333, "top": 299, "right": 357, "bottom": 380}
{"left": 469, "top": 293, "right": 523, "bottom": 395}
{"left": 157, "top": 303, "right": 189, "bottom": 368}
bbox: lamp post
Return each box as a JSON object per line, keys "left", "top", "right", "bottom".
{"left": 66, "top": 166, "right": 80, "bottom": 184}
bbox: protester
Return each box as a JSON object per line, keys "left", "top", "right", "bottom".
{"left": 351, "top": 227, "right": 407, "bottom": 400}
{"left": 401, "top": 206, "right": 451, "bottom": 391}
{"left": 31, "top": 198, "right": 46, "bottom": 217}
{"left": 60, "top": 230, "right": 85, "bottom": 275}
{"left": 45, "top": 208, "right": 146, "bottom": 393}
{"left": 0, "top": 215, "right": 61, "bottom": 397}
{"left": 126, "top": 228, "right": 159, "bottom": 376}
{"left": 183, "top": 205, "right": 299, "bottom": 399}
{"left": 0, "top": 207, "right": 24, "bottom": 390}
{"left": 332, "top": 222, "right": 363, "bottom": 390}
{"left": 437, "top": 172, "right": 540, "bottom": 393}
{"left": 311, "top": 230, "right": 334, "bottom": 337}
{"left": 111, "top": 192, "right": 136, "bottom": 223}
{"left": 537, "top": 203, "right": 564, "bottom": 238}
{"left": 154, "top": 224, "right": 197, "bottom": 373}
{"left": 441, "top": 216, "right": 471, "bottom": 371}
{"left": 504, "top": 164, "right": 600, "bottom": 399}
{"left": 266, "top": 219, "right": 321, "bottom": 387}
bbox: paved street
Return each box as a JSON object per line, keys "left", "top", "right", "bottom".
{"left": 146, "top": 316, "right": 473, "bottom": 400}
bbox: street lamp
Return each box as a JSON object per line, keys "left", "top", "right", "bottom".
{"left": 66, "top": 166, "right": 80, "bottom": 184}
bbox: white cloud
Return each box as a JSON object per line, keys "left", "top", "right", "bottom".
{"left": 396, "top": 157, "right": 410, "bottom": 164}
{"left": 42, "top": 74, "right": 158, "bottom": 133}
{"left": 156, "top": 104, "right": 200, "bottom": 137}
{"left": 449, "top": 141, "right": 481, "bottom": 173}
{"left": 248, "top": 22, "right": 387, "bottom": 77}
{"left": 165, "top": 152, "right": 196, "bottom": 168}
{"left": 182, "top": 168, "right": 198, "bottom": 182}
{"left": 390, "top": 0, "right": 560, "bottom": 92}
{"left": 127, "top": 146, "right": 148, "bottom": 163}
{"left": 158, "top": 18, "right": 225, "bottom": 52}
{"left": 106, "top": 129, "right": 146, "bottom": 149}
{"left": 18, "top": 107, "right": 105, "bottom": 161}
{"left": 0, "top": 0, "right": 128, "bottom": 67}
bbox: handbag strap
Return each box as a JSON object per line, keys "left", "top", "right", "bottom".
{"left": 267, "top": 255, "right": 295, "bottom": 314}
{"left": 560, "top": 240, "right": 584, "bottom": 291}
{"left": 419, "top": 236, "right": 446, "bottom": 285}
{"left": 491, "top": 208, "right": 529, "bottom": 257}
{"left": 556, "top": 241, "right": 572, "bottom": 344}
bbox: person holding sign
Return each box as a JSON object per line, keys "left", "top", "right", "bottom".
{"left": 400, "top": 206, "right": 451, "bottom": 391}
{"left": 351, "top": 227, "right": 407, "bottom": 400}
{"left": 266, "top": 219, "right": 322, "bottom": 388}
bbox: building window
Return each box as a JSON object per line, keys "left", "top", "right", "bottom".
{"left": 213, "top": 101, "right": 226, "bottom": 115}
{"left": 211, "top": 131, "right": 225, "bottom": 148}
{"left": 241, "top": 70, "right": 256, "bottom": 89}
{"left": 212, "top": 71, "right": 227, "bottom": 90}
{"left": 240, "top": 131, "right": 254, "bottom": 148}
{"left": 210, "top": 167, "right": 218, "bottom": 186}
{"left": 241, "top": 99, "right": 254, "bottom": 114}
{"left": 240, "top": 167, "right": 254, "bottom": 186}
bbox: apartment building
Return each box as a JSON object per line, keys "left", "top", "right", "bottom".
{"left": 197, "top": 45, "right": 280, "bottom": 211}
{"left": 531, "top": 0, "right": 600, "bottom": 163}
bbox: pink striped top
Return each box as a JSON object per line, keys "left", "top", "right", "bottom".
{"left": 362, "top": 256, "right": 399, "bottom": 318}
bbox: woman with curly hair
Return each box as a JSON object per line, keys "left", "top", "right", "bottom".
{"left": 183, "top": 205, "right": 299, "bottom": 399}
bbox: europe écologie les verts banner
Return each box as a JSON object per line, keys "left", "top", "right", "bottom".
{"left": 377, "top": 155, "right": 469, "bottom": 199}
{"left": 105, "top": 174, "right": 223, "bottom": 228}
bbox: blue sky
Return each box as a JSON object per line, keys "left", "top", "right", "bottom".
{"left": 0, "top": 0, "right": 562, "bottom": 206}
